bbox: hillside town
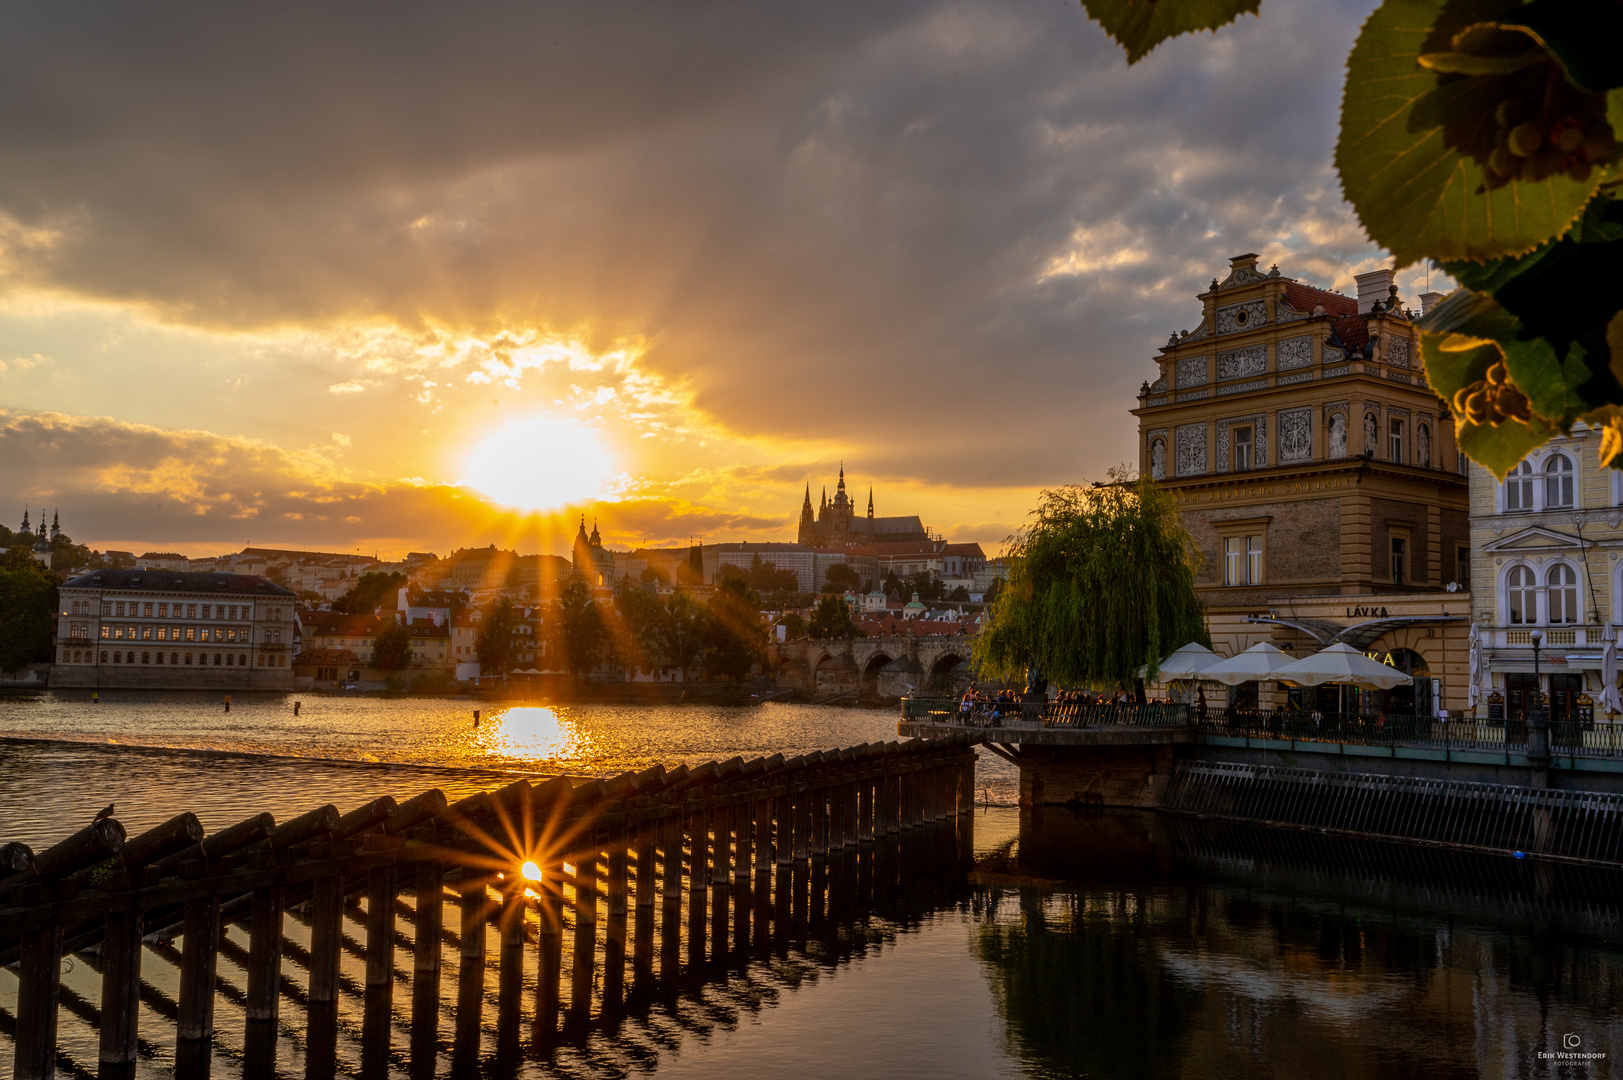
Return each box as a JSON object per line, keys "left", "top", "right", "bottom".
{"left": 0, "top": 468, "right": 1004, "bottom": 697}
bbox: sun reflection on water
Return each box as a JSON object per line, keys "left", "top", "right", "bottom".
{"left": 473, "top": 705, "right": 588, "bottom": 764}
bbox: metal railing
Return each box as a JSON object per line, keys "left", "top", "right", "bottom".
{"left": 900, "top": 699, "right": 1623, "bottom": 760}
{"left": 1198, "top": 708, "right": 1623, "bottom": 760}
{"left": 899, "top": 697, "right": 1188, "bottom": 729}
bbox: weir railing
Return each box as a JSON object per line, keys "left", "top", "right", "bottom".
{"left": 0, "top": 737, "right": 977, "bottom": 1080}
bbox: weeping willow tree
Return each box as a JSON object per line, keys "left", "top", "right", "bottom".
{"left": 974, "top": 471, "right": 1208, "bottom": 690}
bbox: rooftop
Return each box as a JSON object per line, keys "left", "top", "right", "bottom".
{"left": 61, "top": 570, "right": 296, "bottom": 597}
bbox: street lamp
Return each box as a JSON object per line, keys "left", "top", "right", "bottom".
{"left": 1529, "top": 627, "right": 1549, "bottom": 789}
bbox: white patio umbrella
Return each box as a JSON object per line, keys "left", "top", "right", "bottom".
{"left": 1200, "top": 642, "right": 1295, "bottom": 686}
{"left": 1139, "top": 642, "right": 1221, "bottom": 680}
{"left": 1601, "top": 624, "right": 1622, "bottom": 718}
{"left": 1271, "top": 642, "right": 1413, "bottom": 690}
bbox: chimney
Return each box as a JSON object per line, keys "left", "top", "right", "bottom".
{"left": 1419, "top": 291, "right": 1444, "bottom": 315}
{"left": 1354, "top": 268, "right": 1396, "bottom": 314}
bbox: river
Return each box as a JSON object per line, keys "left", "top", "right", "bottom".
{"left": 3, "top": 691, "right": 1621, "bottom": 1077}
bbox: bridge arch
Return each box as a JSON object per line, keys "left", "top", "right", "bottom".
{"left": 924, "top": 652, "right": 969, "bottom": 693}
{"left": 860, "top": 651, "right": 894, "bottom": 696}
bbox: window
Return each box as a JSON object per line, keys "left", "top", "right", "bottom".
{"left": 229, "top": 606, "right": 238, "bottom": 620}
{"left": 143, "top": 603, "right": 153, "bottom": 617}
{"left": 1505, "top": 460, "right": 1535, "bottom": 510}
{"left": 1389, "top": 419, "right": 1405, "bottom": 463}
{"left": 1549, "top": 564, "right": 1579, "bottom": 624}
{"left": 1233, "top": 426, "right": 1254, "bottom": 471}
{"left": 158, "top": 603, "right": 168, "bottom": 617}
{"left": 1391, "top": 536, "right": 1408, "bottom": 585}
{"left": 1506, "top": 565, "right": 1535, "bottom": 624}
{"left": 115, "top": 602, "right": 125, "bottom": 617}
{"left": 1456, "top": 545, "right": 1470, "bottom": 586}
{"left": 100, "top": 626, "right": 110, "bottom": 640}
{"left": 1545, "top": 454, "right": 1575, "bottom": 508}
{"left": 1457, "top": 451, "right": 1468, "bottom": 476}
{"left": 1224, "top": 535, "right": 1263, "bottom": 586}
{"left": 101, "top": 602, "right": 112, "bottom": 616}
{"left": 187, "top": 604, "right": 196, "bottom": 618}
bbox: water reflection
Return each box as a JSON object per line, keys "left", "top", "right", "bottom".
{"left": 473, "top": 705, "right": 588, "bottom": 762}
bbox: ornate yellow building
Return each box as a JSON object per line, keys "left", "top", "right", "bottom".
{"left": 1131, "top": 253, "right": 1473, "bottom": 710}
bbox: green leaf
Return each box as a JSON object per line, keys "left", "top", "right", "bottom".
{"left": 1455, "top": 410, "right": 1564, "bottom": 477}
{"left": 1496, "top": 0, "right": 1623, "bottom": 93}
{"left": 1420, "top": 288, "right": 1591, "bottom": 425}
{"left": 1077, "top": 0, "right": 1261, "bottom": 64}
{"left": 1418, "top": 50, "right": 1542, "bottom": 76}
{"left": 1338, "top": 0, "right": 1608, "bottom": 265}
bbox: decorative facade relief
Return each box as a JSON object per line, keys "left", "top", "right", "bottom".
{"left": 1150, "top": 373, "right": 1168, "bottom": 392}
{"left": 1277, "top": 336, "right": 1314, "bottom": 370}
{"left": 1176, "top": 425, "right": 1208, "bottom": 477}
{"left": 1147, "top": 396, "right": 1169, "bottom": 407}
{"left": 1386, "top": 336, "right": 1411, "bottom": 368}
{"left": 1217, "top": 345, "right": 1267, "bottom": 381}
{"left": 1363, "top": 411, "right": 1379, "bottom": 454}
{"left": 1385, "top": 370, "right": 1412, "bottom": 383}
{"left": 1324, "top": 346, "right": 1346, "bottom": 364}
{"left": 1417, "top": 423, "right": 1431, "bottom": 467}
{"left": 1277, "top": 371, "right": 1314, "bottom": 386}
{"left": 1278, "top": 408, "right": 1313, "bottom": 461}
{"left": 1217, "top": 379, "right": 1267, "bottom": 395}
{"left": 1324, "top": 402, "right": 1350, "bottom": 458}
{"left": 1217, "top": 265, "right": 1268, "bottom": 289}
{"left": 1175, "top": 390, "right": 1208, "bottom": 402}
{"left": 1275, "top": 301, "right": 1311, "bottom": 323}
{"left": 1323, "top": 364, "right": 1350, "bottom": 379}
{"left": 1216, "top": 415, "right": 1267, "bottom": 471}
{"left": 1216, "top": 300, "right": 1269, "bottom": 335}
{"left": 1176, "top": 354, "right": 1209, "bottom": 387}
{"left": 1150, "top": 438, "right": 1167, "bottom": 479}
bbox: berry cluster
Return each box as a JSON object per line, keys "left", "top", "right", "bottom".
{"left": 1485, "top": 80, "right": 1617, "bottom": 188}
{"left": 1453, "top": 362, "right": 1533, "bottom": 427}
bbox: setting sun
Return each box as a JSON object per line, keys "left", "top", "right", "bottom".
{"left": 463, "top": 416, "right": 615, "bottom": 511}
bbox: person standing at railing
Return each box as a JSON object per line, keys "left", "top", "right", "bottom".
{"left": 1196, "top": 687, "right": 1208, "bottom": 725}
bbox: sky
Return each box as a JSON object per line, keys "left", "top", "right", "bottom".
{"left": 0, "top": 0, "right": 1446, "bottom": 560}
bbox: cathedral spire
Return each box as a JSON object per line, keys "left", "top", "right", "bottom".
{"left": 868, "top": 486, "right": 874, "bottom": 519}
{"left": 20, "top": 505, "right": 29, "bottom": 534}
{"left": 50, "top": 509, "right": 59, "bottom": 540}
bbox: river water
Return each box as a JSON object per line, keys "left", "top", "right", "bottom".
{"left": 3, "top": 691, "right": 1622, "bottom": 1078}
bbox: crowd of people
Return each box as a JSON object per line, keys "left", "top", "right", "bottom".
{"left": 952, "top": 683, "right": 1179, "bottom": 726}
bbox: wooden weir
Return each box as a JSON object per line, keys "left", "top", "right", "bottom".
{"left": 0, "top": 736, "right": 978, "bottom": 1079}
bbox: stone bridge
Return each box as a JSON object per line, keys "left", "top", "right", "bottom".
{"left": 770, "top": 633, "right": 978, "bottom": 699}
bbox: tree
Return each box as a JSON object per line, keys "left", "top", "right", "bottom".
{"left": 370, "top": 622, "right": 415, "bottom": 673}
{"left": 705, "top": 577, "right": 768, "bottom": 681}
{"left": 779, "top": 612, "right": 807, "bottom": 640}
{"left": 0, "top": 549, "right": 57, "bottom": 673}
{"left": 332, "top": 571, "right": 406, "bottom": 614}
{"left": 822, "top": 562, "right": 861, "bottom": 593}
{"left": 611, "top": 581, "right": 667, "bottom": 673}
{"left": 948, "top": 585, "right": 971, "bottom": 602}
{"left": 973, "top": 472, "right": 1207, "bottom": 691}
{"left": 1077, "top": 0, "right": 1623, "bottom": 479}
{"left": 653, "top": 590, "right": 708, "bottom": 678}
{"left": 808, "top": 594, "right": 865, "bottom": 640}
{"left": 547, "top": 576, "right": 606, "bottom": 680}
{"left": 476, "top": 596, "right": 520, "bottom": 675}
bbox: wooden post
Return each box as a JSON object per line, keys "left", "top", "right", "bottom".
{"left": 659, "top": 815, "right": 683, "bottom": 979}
{"left": 536, "top": 852, "right": 564, "bottom": 1042}
{"left": 244, "top": 885, "right": 283, "bottom": 1025}
{"left": 360, "top": 866, "right": 396, "bottom": 1080}
{"left": 686, "top": 809, "right": 707, "bottom": 967}
{"left": 793, "top": 787, "right": 811, "bottom": 863}
{"left": 571, "top": 846, "right": 599, "bottom": 1026}
{"left": 732, "top": 798, "right": 752, "bottom": 954}
{"left": 709, "top": 800, "right": 730, "bottom": 960}
{"left": 497, "top": 882, "right": 525, "bottom": 1064}
{"left": 99, "top": 905, "right": 144, "bottom": 1072}
{"left": 858, "top": 776, "right": 874, "bottom": 844}
{"left": 307, "top": 869, "right": 345, "bottom": 1009}
{"left": 14, "top": 922, "right": 64, "bottom": 1080}
{"left": 632, "top": 816, "right": 657, "bottom": 986}
{"left": 177, "top": 891, "right": 221, "bottom": 1043}
{"left": 451, "top": 871, "right": 487, "bottom": 1071}
{"left": 410, "top": 861, "right": 443, "bottom": 1080}
{"left": 604, "top": 824, "right": 629, "bottom": 1010}
{"left": 753, "top": 794, "right": 774, "bottom": 948}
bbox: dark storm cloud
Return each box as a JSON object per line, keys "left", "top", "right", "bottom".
{"left": 0, "top": 0, "right": 1382, "bottom": 486}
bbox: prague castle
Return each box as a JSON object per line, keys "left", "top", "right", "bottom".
{"left": 797, "top": 466, "right": 929, "bottom": 549}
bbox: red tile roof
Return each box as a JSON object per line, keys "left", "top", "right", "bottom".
{"left": 1282, "top": 282, "right": 1357, "bottom": 318}
{"left": 1331, "top": 316, "right": 1370, "bottom": 350}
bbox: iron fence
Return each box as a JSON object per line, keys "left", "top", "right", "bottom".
{"left": 899, "top": 696, "right": 1187, "bottom": 729}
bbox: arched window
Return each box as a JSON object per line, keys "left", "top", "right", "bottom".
{"left": 1506, "top": 565, "right": 1536, "bottom": 624}
{"left": 239, "top": 653, "right": 248, "bottom": 666}
{"left": 1505, "top": 460, "right": 1535, "bottom": 510}
{"left": 171, "top": 653, "right": 179, "bottom": 665}
{"left": 141, "top": 652, "right": 150, "bottom": 664}
{"left": 113, "top": 651, "right": 122, "bottom": 663}
{"left": 185, "top": 653, "right": 193, "bottom": 665}
{"left": 1545, "top": 454, "right": 1575, "bottom": 508}
{"left": 1548, "top": 563, "right": 1580, "bottom": 624}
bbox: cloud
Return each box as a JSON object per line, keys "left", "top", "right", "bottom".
{"left": 0, "top": 409, "right": 794, "bottom": 556}
{"left": 0, "top": 0, "right": 1403, "bottom": 496}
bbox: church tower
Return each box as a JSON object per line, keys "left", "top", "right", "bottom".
{"left": 798, "top": 484, "right": 816, "bottom": 545}
{"left": 19, "top": 506, "right": 29, "bottom": 535}
{"left": 50, "top": 509, "right": 60, "bottom": 541}
{"left": 867, "top": 487, "right": 874, "bottom": 521}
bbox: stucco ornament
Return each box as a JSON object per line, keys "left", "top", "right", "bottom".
{"left": 1279, "top": 409, "right": 1313, "bottom": 461}
{"left": 1328, "top": 412, "right": 1347, "bottom": 458}
{"left": 1176, "top": 425, "right": 1207, "bottom": 477}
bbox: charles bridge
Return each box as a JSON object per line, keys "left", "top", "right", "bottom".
{"left": 769, "top": 633, "right": 976, "bottom": 699}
